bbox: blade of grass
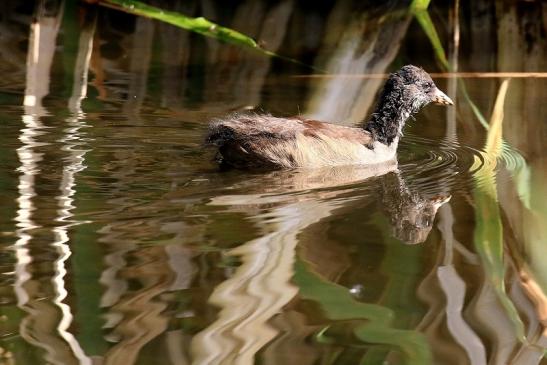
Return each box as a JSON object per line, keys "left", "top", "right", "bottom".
{"left": 411, "top": 0, "right": 489, "bottom": 125}
{"left": 410, "top": 1, "right": 530, "bottom": 210}
{"left": 294, "top": 259, "right": 432, "bottom": 365}
{"left": 484, "top": 80, "right": 508, "bottom": 158}
{"left": 409, "top": 0, "right": 445, "bottom": 67}
{"left": 101, "top": 0, "right": 258, "bottom": 47}
{"left": 472, "top": 79, "right": 526, "bottom": 342}
{"left": 410, "top": 0, "right": 433, "bottom": 11}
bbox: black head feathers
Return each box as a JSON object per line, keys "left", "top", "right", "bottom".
{"left": 365, "top": 65, "right": 452, "bottom": 145}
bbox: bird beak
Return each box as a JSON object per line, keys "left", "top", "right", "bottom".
{"left": 431, "top": 88, "right": 454, "bottom": 105}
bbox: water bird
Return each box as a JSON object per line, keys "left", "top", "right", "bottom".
{"left": 206, "top": 65, "right": 453, "bottom": 169}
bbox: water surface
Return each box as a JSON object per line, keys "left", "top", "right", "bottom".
{"left": 0, "top": 1, "right": 546, "bottom": 364}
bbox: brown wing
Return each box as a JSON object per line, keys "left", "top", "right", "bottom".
{"left": 294, "top": 117, "right": 373, "bottom": 146}
{"left": 207, "top": 113, "right": 371, "bottom": 145}
{"left": 206, "top": 113, "right": 373, "bottom": 168}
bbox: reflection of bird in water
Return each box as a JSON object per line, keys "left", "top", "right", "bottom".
{"left": 206, "top": 65, "right": 453, "bottom": 169}
{"left": 209, "top": 165, "right": 450, "bottom": 245}
{"left": 380, "top": 171, "right": 451, "bottom": 244}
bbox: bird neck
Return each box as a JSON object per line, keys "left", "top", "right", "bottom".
{"left": 363, "top": 95, "right": 414, "bottom": 146}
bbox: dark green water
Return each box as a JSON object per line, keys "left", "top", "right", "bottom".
{"left": 0, "top": 1, "right": 546, "bottom": 364}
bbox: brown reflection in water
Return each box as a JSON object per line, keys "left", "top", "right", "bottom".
{"left": 190, "top": 166, "right": 384, "bottom": 364}
{"left": 415, "top": 219, "right": 486, "bottom": 365}
{"left": 380, "top": 172, "right": 451, "bottom": 245}
{"left": 96, "top": 216, "right": 200, "bottom": 364}
{"left": 190, "top": 198, "right": 334, "bottom": 365}
{"left": 1, "top": 0, "right": 546, "bottom": 364}
{"left": 261, "top": 310, "right": 320, "bottom": 365}
{"left": 191, "top": 163, "right": 449, "bottom": 364}
{"left": 102, "top": 245, "right": 174, "bottom": 365}
{"left": 95, "top": 150, "right": 200, "bottom": 364}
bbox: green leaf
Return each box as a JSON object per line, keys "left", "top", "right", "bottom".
{"left": 472, "top": 80, "right": 527, "bottom": 342}
{"left": 97, "top": 0, "right": 316, "bottom": 70}
{"left": 102, "top": 0, "right": 258, "bottom": 48}
{"left": 410, "top": 4, "right": 531, "bottom": 210}
{"left": 412, "top": 10, "right": 449, "bottom": 68}
{"left": 293, "top": 259, "right": 432, "bottom": 365}
{"left": 409, "top": 0, "right": 432, "bottom": 11}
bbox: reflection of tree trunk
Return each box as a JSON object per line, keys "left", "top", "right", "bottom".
{"left": 305, "top": 3, "right": 411, "bottom": 125}
{"left": 466, "top": 278, "right": 521, "bottom": 365}
{"left": 98, "top": 204, "right": 199, "bottom": 364}
{"left": 201, "top": 0, "right": 293, "bottom": 111}
{"left": 104, "top": 246, "right": 175, "bottom": 365}
{"left": 15, "top": 1, "right": 88, "bottom": 364}
{"left": 19, "top": 301, "right": 82, "bottom": 365}
{"left": 298, "top": 220, "right": 351, "bottom": 281}
{"left": 437, "top": 264, "right": 487, "bottom": 365}
{"left": 416, "top": 257, "right": 471, "bottom": 365}
{"left": 50, "top": 5, "right": 96, "bottom": 364}
{"left": 193, "top": 165, "right": 451, "bottom": 364}
{"left": 191, "top": 199, "right": 336, "bottom": 365}
{"left": 166, "top": 329, "right": 193, "bottom": 365}
{"left": 261, "top": 311, "right": 319, "bottom": 365}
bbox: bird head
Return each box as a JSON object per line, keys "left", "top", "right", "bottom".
{"left": 391, "top": 65, "right": 453, "bottom": 112}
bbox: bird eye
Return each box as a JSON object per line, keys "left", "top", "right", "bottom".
{"left": 422, "top": 82, "right": 433, "bottom": 91}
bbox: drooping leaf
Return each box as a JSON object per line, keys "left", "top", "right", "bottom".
{"left": 96, "top": 0, "right": 315, "bottom": 70}
{"left": 101, "top": 0, "right": 257, "bottom": 47}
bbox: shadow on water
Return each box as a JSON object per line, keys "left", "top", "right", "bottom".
{"left": 0, "top": 1, "right": 546, "bottom": 365}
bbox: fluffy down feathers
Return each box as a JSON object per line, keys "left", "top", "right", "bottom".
{"left": 205, "top": 113, "right": 394, "bottom": 169}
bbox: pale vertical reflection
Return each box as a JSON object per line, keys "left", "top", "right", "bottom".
{"left": 13, "top": 2, "right": 60, "bottom": 309}
{"left": 14, "top": 2, "right": 75, "bottom": 363}
{"left": 432, "top": 3, "right": 486, "bottom": 361}
{"left": 49, "top": 16, "right": 95, "bottom": 365}
{"left": 15, "top": 1, "right": 58, "bottom": 307}
{"left": 305, "top": 4, "right": 411, "bottom": 124}
{"left": 13, "top": 113, "right": 42, "bottom": 308}
{"left": 191, "top": 197, "right": 339, "bottom": 365}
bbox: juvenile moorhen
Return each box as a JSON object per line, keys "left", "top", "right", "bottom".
{"left": 206, "top": 65, "right": 453, "bottom": 169}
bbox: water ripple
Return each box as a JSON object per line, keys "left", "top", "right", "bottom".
{"left": 398, "top": 134, "right": 486, "bottom": 195}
